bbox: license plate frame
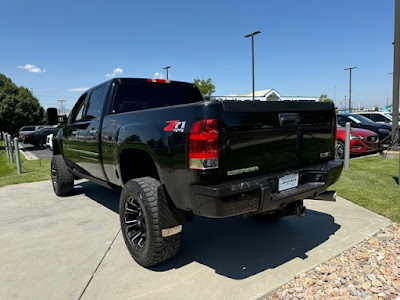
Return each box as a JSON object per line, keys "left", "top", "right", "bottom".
{"left": 278, "top": 173, "right": 299, "bottom": 192}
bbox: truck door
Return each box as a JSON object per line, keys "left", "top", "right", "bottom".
{"left": 77, "top": 85, "right": 108, "bottom": 181}
{"left": 63, "top": 93, "right": 87, "bottom": 168}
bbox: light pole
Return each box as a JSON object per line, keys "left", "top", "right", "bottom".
{"left": 344, "top": 95, "right": 347, "bottom": 111}
{"left": 244, "top": 31, "right": 261, "bottom": 101}
{"left": 344, "top": 67, "right": 357, "bottom": 113}
{"left": 163, "top": 66, "right": 171, "bottom": 80}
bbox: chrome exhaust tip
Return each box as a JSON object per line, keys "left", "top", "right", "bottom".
{"left": 312, "top": 190, "right": 337, "bottom": 202}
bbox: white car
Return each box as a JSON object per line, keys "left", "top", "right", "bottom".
{"left": 46, "top": 133, "right": 53, "bottom": 151}
{"left": 354, "top": 112, "right": 400, "bottom": 125}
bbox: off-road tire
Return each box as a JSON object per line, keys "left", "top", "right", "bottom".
{"left": 51, "top": 155, "right": 74, "bottom": 196}
{"left": 120, "top": 177, "right": 181, "bottom": 267}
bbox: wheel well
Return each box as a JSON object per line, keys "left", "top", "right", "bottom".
{"left": 120, "top": 149, "right": 160, "bottom": 184}
{"left": 53, "top": 140, "right": 61, "bottom": 155}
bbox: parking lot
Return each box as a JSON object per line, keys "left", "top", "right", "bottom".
{"left": 0, "top": 180, "right": 390, "bottom": 300}
{"left": 19, "top": 143, "right": 52, "bottom": 160}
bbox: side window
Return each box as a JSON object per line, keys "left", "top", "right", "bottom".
{"left": 371, "top": 114, "right": 386, "bottom": 122}
{"left": 85, "top": 86, "right": 107, "bottom": 120}
{"left": 337, "top": 116, "right": 346, "bottom": 125}
{"left": 70, "top": 93, "right": 87, "bottom": 123}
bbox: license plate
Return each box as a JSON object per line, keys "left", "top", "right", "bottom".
{"left": 278, "top": 173, "right": 299, "bottom": 192}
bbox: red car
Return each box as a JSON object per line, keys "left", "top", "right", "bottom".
{"left": 336, "top": 126, "right": 379, "bottom": 159}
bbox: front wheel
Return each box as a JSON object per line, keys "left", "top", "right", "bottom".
{"left": 119, "top": 177, "right": 181, "bottom": 267}
{"left": 336, "top": 141, "right": 345, "bottom": 159}
{"left": 51, "top": 155, "right": 74, "bottom": 196}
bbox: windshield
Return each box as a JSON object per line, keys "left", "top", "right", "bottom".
{"left": 21, "top": 126, "right": 35, "bottom": 131}
{"left": 348, "top": 114, "right": 373, "bottom": 124}
{"left": 383, "top": 113, "right": 392, "bottom": 120}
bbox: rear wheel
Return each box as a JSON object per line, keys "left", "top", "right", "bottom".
{"left": 120, "top": 177, "right": 181, "bottom": 267}
{"left": 51, "top": 155, "right": 74, "bottom": 196}
{"left": 336, "top": 141, "right": 345, "bottom": 159}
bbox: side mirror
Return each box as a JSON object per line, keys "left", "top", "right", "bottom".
{"left": 46, "top": 108, "right": 59, "bottom": 125}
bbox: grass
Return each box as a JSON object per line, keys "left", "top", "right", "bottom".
{"left": 331, "top": 155, "right": 400, "bottom": 222}
{"left": 0, "top": 139, "right": 51, "bottom": 187}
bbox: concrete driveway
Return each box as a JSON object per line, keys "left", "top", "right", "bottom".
{"left": 0, "top": 180, "right": 390, "bottom": 300}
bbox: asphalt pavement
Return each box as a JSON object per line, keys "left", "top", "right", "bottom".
{"left": 0, "top": 180, "right": 391, "bottom": 300}
{"left": 19, "top": 143, "right": 52, "bottom": 160}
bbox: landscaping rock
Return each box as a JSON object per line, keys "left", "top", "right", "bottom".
{"left": 264, "top": 223, "right": 400, "bottom": 300}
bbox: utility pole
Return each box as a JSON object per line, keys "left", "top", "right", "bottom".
{"left": 163, "top": 66, "right": 171, "bottom": 80}
{"left": 391, "top": 0, "right": 400, "bottom": 187}
{"left": 345, "top": 67, "right": 357, "bottom": 113}
{"left": 244, "top": 31, "right": 261, "bottom": 101}
{"left": 57, "top": 100, "right": 66, "bottom": 116}
{"left": 334, "top": 85, "right": 336, "bottom": 103}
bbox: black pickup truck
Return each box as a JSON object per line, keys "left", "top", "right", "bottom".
{"left": 50, "top": 78, "right": 343, "bottom": 267}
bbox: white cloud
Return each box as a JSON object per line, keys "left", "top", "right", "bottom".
{"left": 18, "top": 64, "right": 46, "bottom": 73}
{"left": 153, "top": 72, "right": 164, "bottom": 79}
{"left": 106, "top": 67, "right": 123, "bottom": 78}
{"left": 67, "top": 87, "right": 89, "bottom": 92}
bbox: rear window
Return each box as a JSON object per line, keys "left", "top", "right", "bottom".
{"left": 112, "top": 83, "right": 203, "bottom": 114}
{"left": 21, "top": 126, "right": 35, "bottom": 131}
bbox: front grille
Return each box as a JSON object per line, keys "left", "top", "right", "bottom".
{"left": 366, "top": 135, "right": 378, "bottom": 143}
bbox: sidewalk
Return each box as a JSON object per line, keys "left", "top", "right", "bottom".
{"left": 0, "top": 180, "right": 391, "bottom": 300}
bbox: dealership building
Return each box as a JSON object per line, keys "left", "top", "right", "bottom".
{"left": 215, "top": 89, "right": 319, "bottom": 102}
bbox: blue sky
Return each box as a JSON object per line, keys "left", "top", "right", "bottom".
{"left": 0, "top": 0, "right": 395, "bottom": 110}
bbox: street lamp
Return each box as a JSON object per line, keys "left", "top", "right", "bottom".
{"left": 344, "top": 67, "right": 357, "bottom": 113}
{"left": 244, "top": 31, "right": 261, "bottom": 101}
{"left": 163, "top": 66, "right": 171, "bottom": 80}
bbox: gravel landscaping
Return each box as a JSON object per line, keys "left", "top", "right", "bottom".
{"left": 264, "top": 223, "right": 400, "bottom": 300}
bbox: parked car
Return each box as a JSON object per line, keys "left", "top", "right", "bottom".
{"left": 46, "top": 133, "right": 53, "bottom": 150}
{"left": 19, "top": 125, "right": 53, "bottom": 141}
{"left": 337, "top": 114, "right": 392, "bottom": 146}
{"left": 353, "top": 112, "right": 399, "bottom": 125}
{"left": 23, "top": 128, "right": 55, "bottom": 147}
{"left": 50, "top": 78, "right": 343, "bottom": 267}
{"left": 335, "top": 126, "right": 379, "bottom": 159}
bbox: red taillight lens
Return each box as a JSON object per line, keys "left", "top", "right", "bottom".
{"left": 147, "top": 79, "right": 171, "bottom": 84}
{"left": 189, "top": 119, "right": 219, "bottom": 170}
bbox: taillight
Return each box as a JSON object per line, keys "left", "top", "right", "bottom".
{"left": 147, "top": 79, "right": 171, "bottom": 84}
{"left": 189, "top": 119, "right": 219, "bottom": 170}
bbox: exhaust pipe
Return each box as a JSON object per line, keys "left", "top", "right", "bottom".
{"left": 312, "top": 190, "right": 337, "bottom": 202}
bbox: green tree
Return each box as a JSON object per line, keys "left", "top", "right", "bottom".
{"left": 319, "top": 94, "right": 333, "bottom": 102}
{"left": 0, "top": 73, "right": 45, "bottom": 134}
{"left": 194, "top": 77, "right": 216, "bottom": 99}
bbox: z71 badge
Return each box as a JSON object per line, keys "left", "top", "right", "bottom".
{"left": 164, "top": 120, "right": 186, "bottom": 132}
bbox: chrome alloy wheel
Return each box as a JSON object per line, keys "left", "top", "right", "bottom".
{"left": 124, "top": 196, "right": 146, "bottom": 251}
{"left": 51, "top": 161, "right": 57, "bottom": 190}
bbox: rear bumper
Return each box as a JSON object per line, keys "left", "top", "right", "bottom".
{"left": 190, "top": 159, "right": 343, "bottom": 217}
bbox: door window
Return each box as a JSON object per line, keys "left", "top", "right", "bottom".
{"left": 370, "top": 114, "right": 387, "bottom": 122}
{"left": 70, "top": 93, "right": 87, "bottom": 123}
{"left": 85, "top": 86, "right": 107, "bottom": 120}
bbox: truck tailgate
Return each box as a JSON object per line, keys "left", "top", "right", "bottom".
{"left": 219, "top": 101, "right": 336, "bottom": 180}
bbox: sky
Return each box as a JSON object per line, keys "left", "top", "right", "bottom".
{"left": 0, "top": 0, "right": 396, "bottom": 110}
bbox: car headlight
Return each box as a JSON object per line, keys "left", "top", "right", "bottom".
{"left": 350, "top": 135, "right": 364, "bottom": 140}
{"left": 378, "top": 129, "right": 391, "bottom": 135}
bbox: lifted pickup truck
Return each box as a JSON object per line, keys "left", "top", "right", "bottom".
{"left": 50, "top": 78, "right": 343, "bottom": 267}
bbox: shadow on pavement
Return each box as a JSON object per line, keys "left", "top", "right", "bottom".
{"left": 74, "top": 181, "right": 341, "bottom": 280}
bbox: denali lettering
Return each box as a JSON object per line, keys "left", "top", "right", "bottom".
{"left": 227, "top": 166, "right": 259, "bottom": 176}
